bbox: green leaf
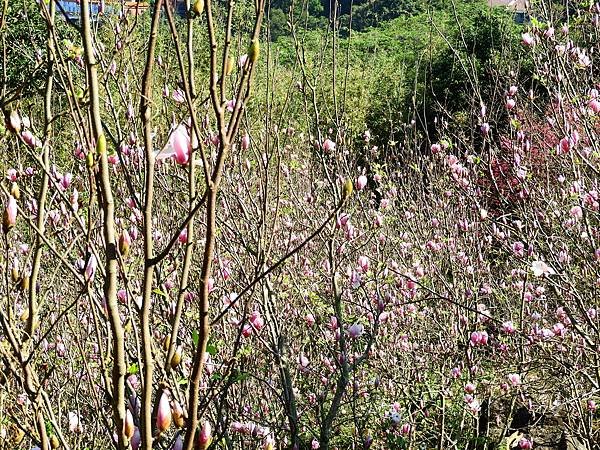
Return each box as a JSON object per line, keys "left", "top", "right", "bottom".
{"left": 192, "top": 330, "right": 199, "bottom": 347}
{"left": 128, "top": 363, "right": 139, "bottom": 375}
{"left": 206, "top": 341, "right": 218, "bottom": 356}
{"left": 152, "top": 288, "right": 167, "bottom": 298}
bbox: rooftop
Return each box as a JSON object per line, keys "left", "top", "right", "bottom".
{"left": 488, "top": 0, "right": 527, "bottom": 10}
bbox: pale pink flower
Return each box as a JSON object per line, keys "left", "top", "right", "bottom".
{"left": 241, "top": 133, "right": 250, "bottom": 150}
{"left": 570, "top": 205, "right": 583, "bottom": 220}
{"left": 347, "top": 323, "right": 364, "bottom": 339}
{"left": 305, "top": 313, "right": 315, "bottom": 327}
{"left": 531, "top": 260, "right": 555, "bottom": 277}
{"left": 197, "top": 421, "right": 212, "bottom": 449}
{"left": 68, "top": 411, "right": 82, "bottom": 433}
{"left": 172, "top": 88, "right": 185, "bottom": 103}
{"left": 4, "top": 195, "right": 17, "bottom": 229}
{"left": 518, "top": 437, "right": 533, "bottom": 449}
{"left": 84, "top": 254, "right": 97, "bottom": 281}
{"left": 156, "top": 392, "right": 171, "bottom": 433}
{"left": 357, "top": 255, "right": 369, "bottom": 273}
{"left": 507, "top": 373, "right": 521, "bottom": 386}
{"left": 521, "top": 32, "right": 534, "bottom": 46}
{"left": 356, "top": 175, "right": 367, "bottom": 190}
{"left": 6, "top": 168, "right": 18, "bottom": 182}
{"left": 322, "top": 138, "right": 336, "bottom": 152}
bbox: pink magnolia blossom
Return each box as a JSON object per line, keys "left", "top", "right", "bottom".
{"left": 157, "top": 125, "right": 191, "bottom": 165}
{"left": 518, "top": 437, "right": 533, "bottom": 449}
{"left": 521, "top": 32, "right": 534, "bottom": 46}
{"left": 6, "top": 168, "right": 18, "bottom": 182}
{"left": 156, "top": 392, "right": 171, "bottom": 433}
{"left": 356, "top": 175, "right": 367, "bottom": 190}
{"left": 84, "top": 254, "right": 97, "bottom": 281}
{"left": 4, "top": 195, "right": 17, "bottom": 230}
{"left": 178, "top": 228, "right": 188, "bottom": 244}
{"left": 305, "top": 313, "right": 315, "bottom": 327}
{"left": 197, "top": 421, "right": 212, "bottom": 449}
{"left": 470, "top": 330, "right": 488, "bottom": 346}
{"left": 172, "top": 88, "right": 185, "bottom": 103}
{"left": 531, "top": 260, "right": 555, "bottom": 277}
{"left": 68, "top": 411, "right": 82, "bottom": 433}
{"left": 357, "top": 255, "right": 369, "bottom": 273}
{"left": 507, "top": 373, "right": 521, "bottom": 386}
{"left": 347, "top": 323, "right": 364, "bottom": 339}
{"left": 241, "top": 133, "right": 250, "bottom": 150}
{"left": 322, "top": 138, "right": 336, "bottom": 152}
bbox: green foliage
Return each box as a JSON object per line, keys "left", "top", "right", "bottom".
{"left": 1, "top": 1, "right": 70, "bottom": 95}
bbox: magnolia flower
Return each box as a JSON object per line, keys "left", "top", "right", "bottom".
{"left": 68, "top": 411, "right": 82, "bottom": 433}
{"left": 356, "top": 175, "right": 368, "bottom": 190}
{"left": 347, "top": 323, "right": 364, "bottom": 339}
{"left": 521, "top": 32, "right": 534, "bottom": 46}
{"left": 507, "top": 373, "right": 521, "bottom": 387}
{"left": 156, "top": 125, "right": 190, "bottom": 165}
{"left": 124, "top": 409, "right": 135, "bottom": 439}
{"left": 241, "top": 133, "right": 250, "bottom": 150}
{"left": 172, "top": 89, "right": 185, "bottom": 103}
{"left": 322, "top": 138, "right": 336, "bottom": 152}
{"left": 3, "top": 195, "right": 17, "bottom": 232}
{"left": 196, "top": 421, "right": 212, "bottom": 450}
{"left": 531, "top": 260, "right": 555, "bottom": 277}
{"left": 84, "top": 254, "right": 97, "bottom": 281}
{"left": 156, "top": 392, "right": 172, "bottom": 433}
{"left": 518, "top": 437, "right": 533, "bottom": 449}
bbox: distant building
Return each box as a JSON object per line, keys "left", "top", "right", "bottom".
{"left": 56, "top": 1, "right": 150, "bottom": 21}
{"left": 56, "top": 0, "right": 190, "bottom": 22}
{"left": 489, "top": 0, "right": 528, "bottom": 24}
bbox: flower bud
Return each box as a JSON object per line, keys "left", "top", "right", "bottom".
{"left": 3, "top": 195, "right": 17, "bottom": 233}
{"left": 192, "top": 0, "right": 204, "bottom": 16}
{"left": 225, "top": 56, "right": 234, "bottom": 76}
{"left": 170, "top": 345, "right": 183, "bottom": 369}
{"left": 356, "top": 175, "right": 367, "bottom": 191}
{"left": 20, "top": 275, "right": 30, "bottom": 291}
{"left": 248, "top": 39, "right": 260, "bottom": 64}
{"left": 342, "top": 179, "right": 353, "bottom": 200}
{"left": 124, "top": 409, "right": 135, "bottom": 439}
{"left": 172, "top": 401, "right": 185, "bottom": 428}
{"left": 10, "top": 182, "right": 20, "bottom": 200}
{"left": 119, "top": 229, "right": 132, "bottom": 257}
{"left": 241, "top": 133, "right": 250, "bottom": 150}
{"left": 86, "top": 152, "right": 94, "bottom": 168}
{"left": 97, "top": 134, "right": 106, "bottom": 155}
{"left": 156, "top": 391, "right": 172, "bottom": 433}
{"left": 195, "top": 421, "right": 212, "bottom": 450}
{"left": 8, "top": 110, "right": 21, "bottom": 133}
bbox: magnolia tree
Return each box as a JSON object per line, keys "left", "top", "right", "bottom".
{"left": 2, "top": 0, "right": 600, "bottom": 449}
